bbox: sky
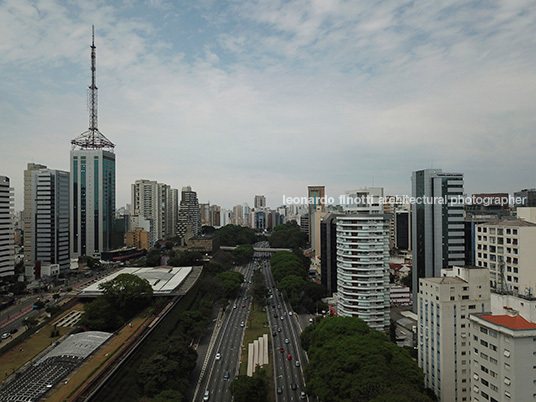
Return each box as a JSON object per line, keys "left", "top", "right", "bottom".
{"left": 1, "top": 0, "right": 535, "bottom": 211}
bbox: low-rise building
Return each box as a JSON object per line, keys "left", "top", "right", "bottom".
{"left": 470, "top": 311, "right": 536, "bottom": 402}
{"left": 186, "top": 234, "right": 220, "bottom": 255}
{"left": 125, "top": 228, "right": 151, "bottom": 251}
{"left": 390, "top": 285, "right": 411, "bottom": 306}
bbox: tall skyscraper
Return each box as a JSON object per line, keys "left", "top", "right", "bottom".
{"left": 254, "top": 195, "right": 266, "bottom": 209}
{"left": 232, "top": 204, "right": 243, "bottom": 226}
{"left": 320, "top": 213, "right": 342, "bottom": 295}
{"left": 210, "top": 204, "right": 221, "bottom": 227}
{"left": 411, "top": 169, "right": 465, "bottom": 306}
{"left": 23, "top": 163, "right": 47, "bottom": 266}
{"left": 0, "top": 176, "right": 14, "bottom": 278}
{"left": 254, "top": 210, "right": 266, "bottom": 230}
{"left": 199, "top": 203, "right": 210, "bottom": 225}
{"left": 336, "top": 188, "right": 391, "bottom": 331}
{"left": 70, "top": 26, "right": 116, "bottom": 258}
{"left": 243, "top": 203, "right": 252, "bottom": 228}
{"left": 171, "top": 188, "right": 179, "bottom": 237}
{"left": 308, "top": 185, "right": 325, "bottom": 243}
{"left": 23, "top": 164, "right": 70, "bottom": 272}
{"left": 177, "top": 186, "right": 201, "bottom": 239}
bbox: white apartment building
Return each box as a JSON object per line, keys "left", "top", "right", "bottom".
{"left": 0, "top": 176, "right": 14, "bottom": 277}
{"left": 418, "top": 266, "right": 490, "bottom": 401}
{"left": 475, "top": 219, "right": 536, "bottom": 295}
{"left": 517, "top": 207, "right": 536, "bottom": 224}
{"left": 470, "top": 310, "right": 536, "bottom": 402}
{"left": 336, "top": 188, "right": 390, "bottom": 331}
{"left": 131, "top": 180, "right": 177, "bottom": 241}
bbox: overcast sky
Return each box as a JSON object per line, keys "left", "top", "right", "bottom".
{"left": 1, "top": 0, "right": 535, "bottom": 211}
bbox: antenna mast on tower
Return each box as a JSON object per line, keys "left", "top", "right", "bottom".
{"left": 71, "top": 25, "right": 115, "bottom": 151}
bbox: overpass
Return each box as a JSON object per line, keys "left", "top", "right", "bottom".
{"left": 220, "top": 246, "right": 292, "bottom": 253}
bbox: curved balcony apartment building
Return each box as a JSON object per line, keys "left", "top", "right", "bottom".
{"left": 336, "top": 212, "right": 391, "bottom": 331}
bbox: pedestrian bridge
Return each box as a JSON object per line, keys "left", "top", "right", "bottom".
{"left": 220, "top": 246, "right": 291, "bottom": 253}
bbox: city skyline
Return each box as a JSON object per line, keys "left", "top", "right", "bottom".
{"left": 2, "top": 1, "right": 536, "bottom": 211}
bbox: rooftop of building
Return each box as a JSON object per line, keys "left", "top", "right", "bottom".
{"left": 424, "top": 276, "right": 467, "bottom": 285}
{"left": 480, "top": 218, "right": 536, "bottom": 227}
{"left": 478, "top": 313, "right": 536, "bottom": 330}
{"left": 79, "top": 266, "right": 193, "bottom": 296}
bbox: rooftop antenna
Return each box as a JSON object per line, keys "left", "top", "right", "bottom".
{"left": 71, "top": 25, "right": 115, "bottom": 151}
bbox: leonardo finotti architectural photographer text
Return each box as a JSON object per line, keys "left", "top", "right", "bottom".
{"left": 282, "top": 194, "right": 526, "bottom": 206}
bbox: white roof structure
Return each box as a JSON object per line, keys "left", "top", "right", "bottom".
{"left": 79, "top": 266, "right": 193, "bottom": 296}
{"left": 37, "top": 331, "right": 112, "bottom": 364}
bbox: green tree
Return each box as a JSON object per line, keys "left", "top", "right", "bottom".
{"left": 230, "top": 367, "right": 269, "bottom": 402}
{"left": 178, "top": 310, "right": 210, "bottom": 340}
{"left": 218, "top": 271, "right": 244, "bottom": 299}
{"left": 99, "top": 273, "right": 153, "bottom": 318}
{"left": 86, "top": 256, "right": 102, "bottom": 269}
{"left": 14, "top": 259, "right": 24, "bottom": 275}
{"left": 251, "top": 269, "right": 268, "bottom": 304}
{"left": 401, "top": 272, "right": 412, "bottom": 289}
{"left": 302, "top": 317, "right": 432, "bottom": 402}
{"left": 232, "top": 244, "right": 254, "bottom": 265}
{"left": 79, "top": 297, "right": 123, "bottom": 331}
{"left": 269, "top": 223, "right": 307, "bottom": 248}
{"left": 199, "top": 275, "right": 224, "bottom": 302}
{"left": 278, "top": 275, "right": 306, "bottom": 306}
{"left": 152, "top": 389, "right": 183, "bottom": 402}
{"left": 215, "top": 224, "right": 257, "bottom": 246}
{"left": 137, "top": 336, "right": 197, "bottom": 397}
{"left": 271, "top": 260, "right": 306, "bottom": 282}
{"left": 24, "top": 316, "right": 38, "bottom": 330}
{"left": 168, "top": 251, "right": 202, "bottom": 267}
{"left": 9, "top": 281, "right": 26, "bottom": 295}
{"left": 146, "top": 249, "right": 162, "bottom": 267}
{"left": 33, "top": 300, "right": 45, "bottom": 310}
{"left": 203, "top": 262, "right": 225, "bottom": 275}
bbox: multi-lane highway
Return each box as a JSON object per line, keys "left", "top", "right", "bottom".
{"left": 193, "top": 259, "right": 256, "bottom": 401}
{"left": 261, "top": 253, "right": 309, "bottom": 401}
{"left": 194, "top": 242, "right": 309, "bottom": 401}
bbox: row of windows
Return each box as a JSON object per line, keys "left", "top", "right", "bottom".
{"left": 477, "top": 226, "right": 518, "bottom": 235}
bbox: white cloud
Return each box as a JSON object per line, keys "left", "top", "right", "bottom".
{"left": 1, "top": 0, "right": 535, "bottom": 210}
